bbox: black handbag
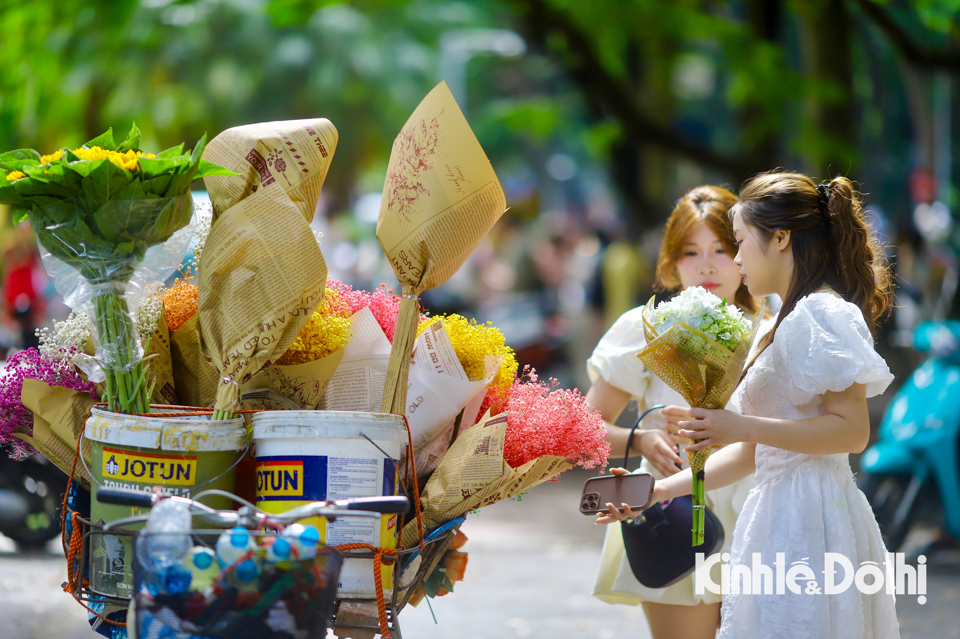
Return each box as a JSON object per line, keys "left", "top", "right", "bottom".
{"left": 619, "top": 406, "right": 725, "bottom": 589}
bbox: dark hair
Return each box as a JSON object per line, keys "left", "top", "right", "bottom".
{"left": 655, "top": 185, "right": 760, "bottom": 315}
{"left": 732, "top": 171, "right": 892, "bottom": 373}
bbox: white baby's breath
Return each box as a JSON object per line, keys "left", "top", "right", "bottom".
{"left": 650, "top": 287, "right": 751, "bottom": 350}
{"left": 136, "top": 295, "right": 164, "bottom": 347}
{"left": 36, "top": 311, "right": 91, "bottom": 360}
{"left": 192, "top": 201, "right": 214, "bottom": 264}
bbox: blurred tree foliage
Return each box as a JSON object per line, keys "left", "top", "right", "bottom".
{"left": 0, "top": 0, "right": 958, "bottom": 230}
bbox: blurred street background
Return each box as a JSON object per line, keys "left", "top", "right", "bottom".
{"left": 2, "top": 0, "right": 960, "bottom": 637}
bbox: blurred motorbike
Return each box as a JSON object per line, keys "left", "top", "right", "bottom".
{"left": 0, "top": 449, "right": 65, "bottom": 550}
{"left": 858, "top": 321, "right": 960, "bottom": 552}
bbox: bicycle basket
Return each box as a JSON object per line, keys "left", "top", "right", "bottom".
{"left": 132, "top": 529, "right": 342, "bottom": 639}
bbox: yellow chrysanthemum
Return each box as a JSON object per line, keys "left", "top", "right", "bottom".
{"left": 5, "top": 171, "right": 25, "bottom": 181}
{"left": 276, "top": 288, "right": 353, "bottom": 366}
{"left": 66, "top": 146, "right": 155, "bottom": 172}
{"left": 40, "top": 151, "right": 62, "bottom": 165}
{"left": 417, "top": 314, "right": 518, "bottom": 390}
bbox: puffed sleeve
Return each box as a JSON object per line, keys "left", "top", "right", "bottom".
{"left": 772, "top": 293, "right": 894, "bottom": 406}
{"left": 586, "top": 306, "right": 652, "bottom": 401}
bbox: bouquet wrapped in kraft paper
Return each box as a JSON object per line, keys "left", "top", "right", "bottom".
{"left": 15, "top": 378, "right": 98, "bottom": 486}
{"left": 258, "top": 283, "right": 353, "bottom": 409}
{"left": 637, "top": 287, "right": 765, "bottom": 545}
{"left": 377, "top": 81, "right": 507, "bottom": 416}
{"left": 197, "top": 119, "right": 339, "bottom": 419}
{"left": 400, "top": 411, "right": 574, "bottom": 547}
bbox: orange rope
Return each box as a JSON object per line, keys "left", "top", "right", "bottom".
{"left": 326, "top": 415, "right": 425, "bottom": 637}
{"left": 400, "top": 415, "right": 424, "bottom": 551}
{"left": 333, "top": 543, "right": 398, "bottom": 637}
{"left": 92, "top": 402, "right": 269, "bottom": 418}
{"left": 60, "top": 439, "right": 126, "bottom": 628}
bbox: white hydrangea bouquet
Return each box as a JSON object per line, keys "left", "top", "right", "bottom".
{"left": 637, "top": 287, "right": 764, "bottom": 545}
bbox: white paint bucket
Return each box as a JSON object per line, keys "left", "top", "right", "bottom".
{"left": 252, "top": 411, "right": 407, "bottom": 599}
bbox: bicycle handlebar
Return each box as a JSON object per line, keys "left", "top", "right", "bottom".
{"left": 95, "top": 488, "right": 156, "bottom": 508}
{"left": 94, "top": 489, "right": 411, "bottom": 530}
{"left": 336, "top": 496, "right": 410, "bottom": 515}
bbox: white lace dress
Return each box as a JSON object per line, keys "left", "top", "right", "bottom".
{"left": 588, "top": 305, "right": 772, "bottom": 606}
{"left": 719, "top": 292, "right": 900, "bottom": 638}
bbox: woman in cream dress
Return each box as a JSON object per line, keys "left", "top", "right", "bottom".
{"left": 585, "top": 186, "right": 772, "bottom": 639}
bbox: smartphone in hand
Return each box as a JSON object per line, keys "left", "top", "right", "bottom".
{"left": 579, "top": 472, "right": 655, "bottom": 515}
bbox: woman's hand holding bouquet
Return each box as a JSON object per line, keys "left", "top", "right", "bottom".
{"left": 637, "top": 286, "right": 764, "bottom": 545}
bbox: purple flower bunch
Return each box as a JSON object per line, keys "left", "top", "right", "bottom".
{"left": 0, "top": 348, "right": 97, "bottom": 460}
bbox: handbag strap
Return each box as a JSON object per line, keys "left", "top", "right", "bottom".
{"left": 622, "top": 404, "right": 667, "bottom": 468}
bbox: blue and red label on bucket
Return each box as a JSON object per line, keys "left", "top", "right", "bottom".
{"left": 255, "top": 455, "right": 399, "bottom": 549}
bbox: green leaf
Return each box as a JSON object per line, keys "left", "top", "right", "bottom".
{"left": 0, "top": 149, "right": 42, "bottom": 172}
{"left": 85, "top": 128, "right": 116, "bottom": 151}
{"left": 190, "top": 133, "right": 208, "bottom": 166}
{"left": 166, "top": 167, "right": 199, "bottom": 197}
{"left": 13, "top": 173, "right": 76, "bottom": 199}
{"left": 65, "top": 157, "right": 107, "bottom": 178}
{"left": 115, "top": 178, "right": 149, "bottom": 201}
{"left": 138, "top": 156, "right": 191, "bottom": 181}
{"left": 80, "top": 159, "right": 136, "bottom": 203}
{"left": 147, "top": 195, "right": 194, "bottom": 244}
{"left": 422, "top": 578, "right": 441, "bottom": 598}
{"left": 117, "top": 123, "right": 142, "bottom": 153}
{"left": 0, "top": 180, "right": 28, "bottom": 208}
{"left": 141, "top": 174, "right": 175, "bottom": 197}
{"left": 194, "top": 159, "right": 238, "bottom": 179}
{"left": 157, "top": 144, "right": 185, "bottom": 159}
{"left": 438, "top": 574, "right": 454, "bottom": 591}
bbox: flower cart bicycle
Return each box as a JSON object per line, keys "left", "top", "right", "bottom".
{"left": 65, "top": 487, "right": 463, "bottom": 639}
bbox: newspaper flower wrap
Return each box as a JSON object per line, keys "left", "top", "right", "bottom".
{"left": 261, "top": 286, "right": 352, "bottom": 409}
{"left": 637, "top": 287, "right": 764, "bottom": 545}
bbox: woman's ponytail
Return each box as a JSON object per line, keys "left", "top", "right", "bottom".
{"left": 823, "top": 176, "right": 892, "bottom": 332}
{"left": 733, "top": 171, "right": 892, "bottom": 379}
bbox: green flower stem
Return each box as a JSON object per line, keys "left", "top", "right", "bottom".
{"left": 93, "top": 289, "right": 149, "bottom": 414}
{"left": 690, "top": 448, "right": 707, "bottom": 546}
{"left": 212, "top": 408, "right": 237, "bottom": 421}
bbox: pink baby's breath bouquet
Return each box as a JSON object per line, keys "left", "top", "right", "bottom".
{"left": 402, "top": 366, "right": 610, "bottom": 544}
{"left": 328, "top": 279, "right": 411, "bottom": 343}
{"left": 0, "top": 348, "right": 97, "bottom": 459}
{"left": 497, "top": 367, "right": 609, "bottom": 473}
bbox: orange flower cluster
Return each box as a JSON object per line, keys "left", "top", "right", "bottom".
{"left": 159, "top": 272, "right": 199, "bottom": 332}
{"left": 408, "top": 530, "right": 469, "bottom": 606}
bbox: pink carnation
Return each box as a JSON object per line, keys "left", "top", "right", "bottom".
{"left": 0, "top": 348, "right": 97, "bottom": 460}
{"left": 499, "top": 367, "right": 609, "bottom": 474}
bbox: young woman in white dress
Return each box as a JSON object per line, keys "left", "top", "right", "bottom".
{"left": 599, "top": 172, "right": 900, "bottom": 639}
{"left": 586, "top": 186, "right": 772, "bottom": 639}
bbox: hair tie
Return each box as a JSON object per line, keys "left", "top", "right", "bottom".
{"left": 816, "top": 183, "right": 831, "bottom": 225}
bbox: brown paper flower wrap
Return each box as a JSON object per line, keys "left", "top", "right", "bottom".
{"left": 197, "top": 119, "right": 338, "bottom": 418}
{"left": 399, "top": 411, "right": 573, "bottom": 547}
{"left": 637, "top": 296, "right": 764, "bottom": 545}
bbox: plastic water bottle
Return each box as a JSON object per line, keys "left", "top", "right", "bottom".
{"left": 263, "top": 536, "right": 293, "bottom": 564}
{"left": 139, "top": 498, "right": 192, "bottom": 564}
{"left": 215, "top": 526, "right": 256, "bottom": 568}
{"left": 280, "top": 524, "right": 320, "bottom": 560}
{"left": 232, "top": 558, "right": 260, "bottom": 589}
{"left": 183, "top": 546, "right": 219, "bottom": 592}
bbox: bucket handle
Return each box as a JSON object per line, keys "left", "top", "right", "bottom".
{"left": 359, "top": 431, "right": 399, "bottom": 463}
{"left": 78, "top": 430, "right": 250, "bottom": 497}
